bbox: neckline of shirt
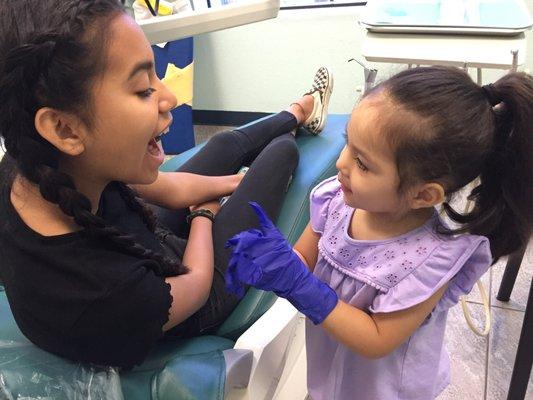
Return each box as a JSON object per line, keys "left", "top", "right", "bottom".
{"left": 342, "top": 207, "right": 440, "bottom": 246}
{"left": 2, "top": 182, "right": 107, "bottom": 245}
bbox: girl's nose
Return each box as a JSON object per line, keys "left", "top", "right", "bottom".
{"left": 335, "top": 145, "right": 348, "bottom": 173}
{"left": 158, "top": 80, "right": 178, "bottom": 113}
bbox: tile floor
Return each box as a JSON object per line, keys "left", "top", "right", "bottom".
{"left": 194, "top": 124, "right": 236, "bottom": 145}
{"left": 437, "top": 254, "right": 532, "bottom": 400}
{"left": 193, "top": 125, "right": 533, "bottom": 400}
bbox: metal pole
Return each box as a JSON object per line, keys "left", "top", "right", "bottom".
{"left": 511, "top": 50, "right": 519, "bottom": 72}
{"left": 506, "top": 278, "right": 533, "bottom": 400}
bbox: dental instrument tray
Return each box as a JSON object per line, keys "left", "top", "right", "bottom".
{"left": 360, "top": 0, "right": 532, "bottom": 36}
{"left": 139, "top": 0, "right": 280, "bottom": 44}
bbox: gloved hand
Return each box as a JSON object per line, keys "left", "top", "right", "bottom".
{"left": 225, "top": 202, "right": 338, "bottom": 325}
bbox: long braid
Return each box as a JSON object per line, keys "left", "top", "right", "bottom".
{"left": 117, "top": 184, "right": 159, "bottom": 232}
{"left": 0, "top": 0, "right": 187, "bottom": 277}
{"left": 117, "top": 183, "right": 189, "bottom": 276}
{"left": 22, "top": 137, "right": 186, "bottom": 277}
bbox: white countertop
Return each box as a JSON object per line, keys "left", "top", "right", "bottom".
{"left": 362, "top": 31, "right": 527, "bottom": 69}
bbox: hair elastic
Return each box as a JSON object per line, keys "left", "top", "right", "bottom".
{"left": 481, "top": 83, "right": 500, "bottom": 106}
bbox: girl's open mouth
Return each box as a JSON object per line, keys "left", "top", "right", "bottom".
{"left": 147, "top": 127, "right": 169, "bottom": 162}
{"left": 147, "top": 137, "right": 163, "bottom": 156}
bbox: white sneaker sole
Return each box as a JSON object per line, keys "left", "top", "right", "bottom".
{"left": 315, "top": 73, "right": 334, "bottom": 134}
{"left": 303, "top": 68, "right": 334, "bottom": 135}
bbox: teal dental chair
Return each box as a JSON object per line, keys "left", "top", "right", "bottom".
{"left": 0, "top": 114, "right": 348, "bottom": 400}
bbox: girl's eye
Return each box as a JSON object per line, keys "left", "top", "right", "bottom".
{"left": 137, "top": 87, "right": 157, "bottom": 98}
{"left": 355, "top": 156, "right": 368, "bottom": 172}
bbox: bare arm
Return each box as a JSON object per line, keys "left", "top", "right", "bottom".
{"left": 162, "top": 200, "right": 219, "bottom": 331}
{"left": 321, "top": 284, "right": 448, "bottom": 359}
{"left": 293, "top": 222, "right": 320, "bottom": 272}
{"left": 131, "top": 172, "right": 242, "bottom": 209}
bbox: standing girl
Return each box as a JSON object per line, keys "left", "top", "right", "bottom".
{"left": 225, "top": 66, "right": 532, "bottom": 399}
{"left": 0, "top": 0, "right": 333, "bottom": 368}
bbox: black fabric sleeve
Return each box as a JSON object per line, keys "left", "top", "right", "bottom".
{"left": 68, "top": 261, "right": 173, "bottom": 369}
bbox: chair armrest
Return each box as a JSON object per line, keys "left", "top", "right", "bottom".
{"left": 223, "top": 349, "right": 254, "bottom": 395}
{"left": 227, "top": 298, "right": 300, "bottom": 400}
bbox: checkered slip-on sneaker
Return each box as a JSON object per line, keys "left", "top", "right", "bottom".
{"left": 303, "top": 67, "right": 334, "bottom": 135}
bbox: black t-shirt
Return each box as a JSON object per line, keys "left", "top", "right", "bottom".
{"left": 0, "top": 181, "right": 185, "bottom": 369}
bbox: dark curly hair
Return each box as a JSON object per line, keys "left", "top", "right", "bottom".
{"left": 365, "top": 66, "right": 533, "bottom": 261}
{"left": 0, "top": 0, "right": 187, "bottom": 277}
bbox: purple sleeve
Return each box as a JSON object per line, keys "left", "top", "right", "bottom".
{"left": 370, "top": 235, "right": 492, "bottom": 313}
{"left": 309, "top": 176, "right": 341, "bottom": 234}
{"left": 435, "top": 237, "right": 492, "bottom": 312}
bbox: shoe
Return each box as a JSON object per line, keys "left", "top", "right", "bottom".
{"left": 302, "top": 67, "right": 334, "bottom": 135}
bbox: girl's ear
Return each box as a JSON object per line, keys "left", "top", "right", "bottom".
{"left": 409, "top": 182, "right": 445, "bottom": 209}
{"left": 34, "top": 107, "right": 87, "bottom": 156}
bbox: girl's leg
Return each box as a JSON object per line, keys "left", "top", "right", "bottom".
{"left": 166, "top": 133, "right": 299, "bottom": 337}
{"left": 152, "top": 111, "right": 296, "bottom": 236}
{"left": 213, "top": 133, "right": 298, "bottom": 267}
{"left": 163, "top": 69, "right": 332, "bottom": 336}
{"left": 164, "top": 93, "right": 313, "bottom": 177}
{"left": 153, "top": 97, "right": 313, "bottom": 236}
{"left": 176, "top": 111, "right": 298, "bottom": 176}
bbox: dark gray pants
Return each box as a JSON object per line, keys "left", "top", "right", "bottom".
{"left": 156, "top": 111, "right": 299, "bottom": 337}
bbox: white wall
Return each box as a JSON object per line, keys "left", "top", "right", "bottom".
{"left": 193, "top": 1, "right": 533, "bottom": 114}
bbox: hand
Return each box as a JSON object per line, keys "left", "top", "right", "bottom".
{"left": 190, "top": 200, "right": 221, "bottom": 216}
{"left": 230, "top": 172, "right": 245, "bottom": 193}
{"left": 225, "top": 202, "right": 338, "bottom": 325}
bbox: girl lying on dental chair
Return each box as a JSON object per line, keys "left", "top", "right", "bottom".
{"left": 0, "top": 0, "right": 332, "bottom": 369}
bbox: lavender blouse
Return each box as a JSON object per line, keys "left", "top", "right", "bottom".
{"left": 306, "top": 177, "right": 492, "bottom": 400}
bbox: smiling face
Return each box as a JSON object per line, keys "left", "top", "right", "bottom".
{"left": 335, "top": 94, "right": 409, "bottom": 215}
{"left": 69, "top": 13, "right": 177, "bottom": 186}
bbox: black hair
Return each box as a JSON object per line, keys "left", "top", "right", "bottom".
{"left": 366, "top": 66, "right": 532, "bottom": 261}
{"left": 0, "top": 0, "right": 187, "bottom": 276}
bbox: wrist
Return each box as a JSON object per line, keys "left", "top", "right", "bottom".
{"left": 289, "top": 271, "right": 338, "bottom": 325}
{"left": 186, "top": 209, "right": 215, "bottom": 224}
{"left": 231, "top": 175, "right": 240, "bottom": 192}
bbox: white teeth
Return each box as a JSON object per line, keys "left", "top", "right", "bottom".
{"left": 154, "top": 127, "right": 170, "bottom": 142}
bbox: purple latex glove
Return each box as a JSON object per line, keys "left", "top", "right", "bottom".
{"left": 225, "top": 202, "right": 338, "bottom": 325}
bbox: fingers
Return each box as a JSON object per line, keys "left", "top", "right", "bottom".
{"left": 225, "top": 251, "right": 263, "bottom": 298}
{"left": 248, "top": 202, "right": 277, "bottom": 232}
{"left": 225, "top": 229, "right": 263, "bottom": 249}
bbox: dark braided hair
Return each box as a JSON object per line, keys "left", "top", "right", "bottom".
{"left": 365, "top": 66, "right": 533, "bottom": 261}
{"left": 0, "top": 0, "right": 187, "bottom": 277}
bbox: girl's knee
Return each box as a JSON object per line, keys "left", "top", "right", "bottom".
{"left": 267, "top": 136, "right": 299, "bottom": 160}
{"left": 206, "top": 130, "right": 239, "bottom": 149}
